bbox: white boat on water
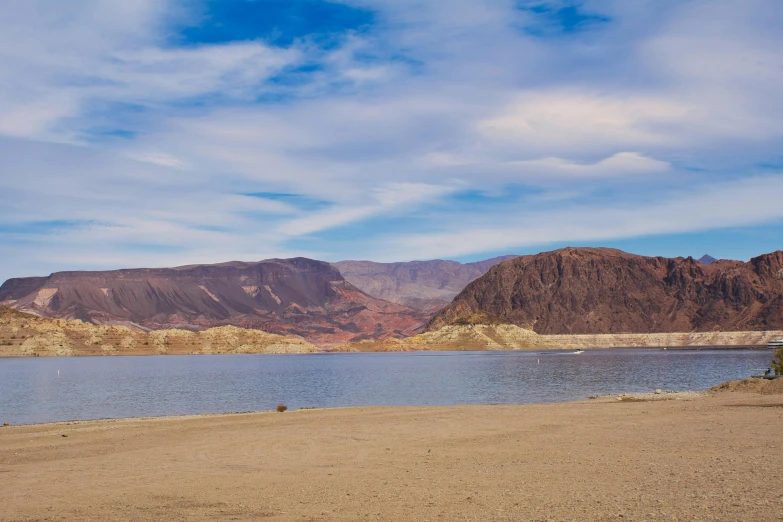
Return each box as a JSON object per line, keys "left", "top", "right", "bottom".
{"left": 768, "top": 338, "right": 783, "bottom": 349}
{"left": 572, "top": 350, "right": 585, "bottom": 355}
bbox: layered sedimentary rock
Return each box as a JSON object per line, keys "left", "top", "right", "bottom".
{"left": 430, "top": 247, "right": 783, "bottom": 334}
{"left": 333, "top": 256, "right": 515, "bottom": 311}
{"left": 0, "top": 307, "right": 320, "bottom": 357}
{"left": 545, "top": 330, "right": 783, "bottom": 348}
{"left": 0, "top": 258, "right": 429, "bottom": 346}
{"left": 334, "top": 324, "right": 783, "bottom": 351}
{"left": 333, "top": 323, "right": 560, "bottom": 352}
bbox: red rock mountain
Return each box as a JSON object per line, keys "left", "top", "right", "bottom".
{"left": 333, "top": 256, "right": 516, "bottom": 312}
{"left": 429, "top": 248, "right": 783, "bottom": 334}
{"left": 0, "top": 258, "right": 429, "bottom": 347}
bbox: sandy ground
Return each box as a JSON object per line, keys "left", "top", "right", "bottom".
{"left": 1, "top": 391, "right": 782, "bottom": 521}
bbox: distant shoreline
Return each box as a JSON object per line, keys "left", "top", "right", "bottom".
{"left": 0, "top": 343, "right": 775, "bottom": 358}
{"left": 0, "top": 341, "right": 777, "bottom": 358}
{"left": 3, "top": 305, "right": 781, "bottom": 356}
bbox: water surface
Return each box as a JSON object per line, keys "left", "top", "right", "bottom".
{"left": 0, "top": 349, "right": 773, "bottom": 425}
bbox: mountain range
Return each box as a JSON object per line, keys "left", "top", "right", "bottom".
{"left": 3, "top": 248, "right": 782, "bottom": 346}
{"left": 0, "top": 258, "right": 430, "bottom": 347}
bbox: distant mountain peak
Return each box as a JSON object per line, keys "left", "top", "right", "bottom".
{"left": 333, "top": 255, "right": 517, "bottom": 311}
{"left": 698, "top": 254, "right": 718, "bottom": 265}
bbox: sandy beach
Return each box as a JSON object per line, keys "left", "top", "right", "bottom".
{"left": 1, "top": 386, "right": 782, "bottom": 522}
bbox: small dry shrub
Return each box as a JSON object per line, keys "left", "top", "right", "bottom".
{"left": 276, "top": 404, "right": 288, "bottom": 413}
{"left": 772, "top": 348, "right": 783, "bottom": 375}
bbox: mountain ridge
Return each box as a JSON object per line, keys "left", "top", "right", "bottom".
{"left": 0, "top": 257, "right": 429, "bottom": 347}
{"left": 429, "top": 247, "right": 783, "bottom": 334}
{"left": 333, "top": 255, "right": 517, "bottom": 311}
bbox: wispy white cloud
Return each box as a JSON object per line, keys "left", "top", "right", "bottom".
{"left": 508, "top": 152, "right": 670, "bottom": 178}
{"left": 479, "top": 92, "right": 693, "bottom": 151}
{"left": 0, "top": 0, "right": 782, "bottom": 280}
{"left": 128, "top": 152, "right": 188, "bottom": 170}
{"left": 280, "top": 183, "right": 456, "bottom": 235}
{"left": 372, "top": 174, "right": 783, "bottom": 260}
{"left": 0, "top": 1, "right": 300, "bottom": 143}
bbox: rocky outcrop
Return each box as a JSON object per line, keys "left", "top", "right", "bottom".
{"left": 334, "top": 325, "right": 783, "bottom": 352}
{"left": 430, "top": 248, "right": 783, "bottom": 334}
{"left": 0, "top": 258, "right": 429, "bottom": 347}
{"left": 544, "top": 330, "right": 783, "bottom": 348}
{"left": 0, "top": 307, "right": 320, "bottom": 357}
{"left": 333, "top": 256, "right": 516, "bottom": 312}
{"left": 333, "top": 323, "right": 560, "bottom": 352}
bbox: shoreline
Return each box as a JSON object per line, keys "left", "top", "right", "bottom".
{"left": 0, "top": 383, "right": 767, "bottom": 428}
{"left": 2, "top": 384, "right": 781, "bottom": 521}
{"left": 4, "top": 308, "right": 782, "bottom": 356}
{"left": 0, "top": 398, "right": 657, "bottom": 428}
{"left": 0, "top": 343, "right": 775, "bottom": 358}
{"left": 0, "top": 383, "right": 763, "bottom": 430}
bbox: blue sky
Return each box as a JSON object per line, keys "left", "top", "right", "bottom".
{"left": 1, "top": 0, "right": 783, "bottom": 281}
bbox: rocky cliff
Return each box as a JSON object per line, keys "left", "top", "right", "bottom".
{"left": 0, "top": 258, "right": 429, "bottom": 347}
{"left": 430, "top": 247, "right": 783, "bottom": 334}
{"left": 0, "top": 307, "right": 320, "bottom": 356}
{"left": 333, "top": 256, "right": 516, "bottom": 312}
{"left": 333, "top": 323, "right": 560, "bottom": 352}
{"left": 334, "top": 325, "right": 783, "bottom": 352}
{"left": 543, "top": 330, "right": 783, "bottom": 348}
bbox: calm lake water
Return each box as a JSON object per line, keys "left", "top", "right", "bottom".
{"left": 0, "top": 349, "right": 773, "bottom": 425}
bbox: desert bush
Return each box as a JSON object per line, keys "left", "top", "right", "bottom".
{"left": 772, "top": 348, "right": 783, "bottom": 375}
{"left": 276, "top": 404, "right": 288, "bottom": 413}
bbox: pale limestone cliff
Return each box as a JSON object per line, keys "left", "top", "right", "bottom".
{"left": 0, "top": 307, "right": 320, "bottom": 357}
{"left": 4, "top": 306, "right": 778, "bottom": 356}
{"left": 334, "top": 324, "right": 783, "bottom": 352}
{"left": 546, "top": 330, "right": 783, "bottom": 348}
{"left": 334, "top": 324, "right": 561, "bottom": 352}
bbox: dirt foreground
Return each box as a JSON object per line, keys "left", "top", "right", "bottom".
{"left": 1, "top": 388, "right": 782, "bottom": 521}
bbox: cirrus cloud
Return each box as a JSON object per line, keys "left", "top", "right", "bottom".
{"left": 0, "top": 0, "right": 782, "bottom": 281}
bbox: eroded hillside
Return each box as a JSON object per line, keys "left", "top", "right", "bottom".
{"left": 0, "top": 258, "right": 428, "bottom": 347}
{"left": 0, "top": 307, "right": 319, "bottom": 356}
{"left": 431, "top": 248, "right": 783, "bottom": 334}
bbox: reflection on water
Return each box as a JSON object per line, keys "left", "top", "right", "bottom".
{"left": 0, "top": 349, "right": 772, "bottom": 425}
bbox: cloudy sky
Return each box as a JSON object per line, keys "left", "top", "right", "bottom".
{"left": 1, "top": 0, "right": 782, "bottom": 281}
